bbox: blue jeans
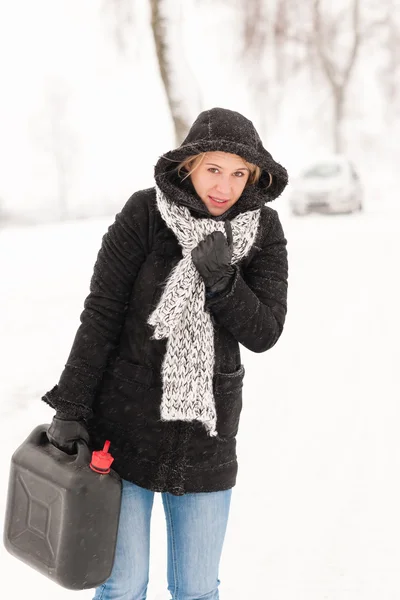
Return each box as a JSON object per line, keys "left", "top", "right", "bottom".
{"left": 93, "top": 479, "right": 232, "bottom": 600}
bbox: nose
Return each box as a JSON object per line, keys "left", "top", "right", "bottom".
{"left": 215, "top": 174, "right": 231, "bottom": 197}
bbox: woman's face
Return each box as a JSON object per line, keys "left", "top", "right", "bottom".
{"left": 189, "top": 151, "right": 250, "bottom": 216}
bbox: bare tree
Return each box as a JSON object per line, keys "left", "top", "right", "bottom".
{"left": 150, "top": 0, "right": 191, "bottom": 145}
{"left": 106, "top": 0, "right": 192, "bottom": 144}
{"left": 312, "top": 0, "right": 361, "bottom": 152}
{"left": 241, "top": 0, "right": 267, "bottom": 58}
{"left": 103, "top": 0, "right": 135, "bottom": 54}
{"left": 379, "top": 0, "right": 400, "bottom": 120}
{"left": 238, "top": 0, "right": 313, "bottom": 137}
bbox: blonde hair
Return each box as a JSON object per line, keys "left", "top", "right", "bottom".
{"left": 177, "top": 152, "right": 272, "bottom": 188}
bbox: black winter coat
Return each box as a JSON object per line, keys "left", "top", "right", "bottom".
{"left": 43, "top": 108, "right": 289, "bottom": 495}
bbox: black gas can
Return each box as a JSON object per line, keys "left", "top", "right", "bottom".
{"left": 3, "top": 424, "right": 121, "bottom": 590}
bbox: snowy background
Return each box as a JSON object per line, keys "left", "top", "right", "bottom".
{"left": 1, "top": 1, "right": 400, "bottom": 599}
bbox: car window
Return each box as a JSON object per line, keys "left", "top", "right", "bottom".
{"left": 302, "top": 163, "right": 342, "bottom": 178}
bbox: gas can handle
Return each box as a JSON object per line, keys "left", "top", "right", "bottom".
{"left": 74, "top": 439, "right": 92, "bottom": 467}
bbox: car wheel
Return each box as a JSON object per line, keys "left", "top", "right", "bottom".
{"left": 350, "top": 193, "right": 363, "bottom": 213}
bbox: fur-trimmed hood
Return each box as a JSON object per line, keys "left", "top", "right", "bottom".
{"left": 154, "top": 107, "right": 288, "bottom": 219}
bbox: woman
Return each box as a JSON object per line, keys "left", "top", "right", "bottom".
{"left": 44, "top": 107, "right": 289, "bottom": 600}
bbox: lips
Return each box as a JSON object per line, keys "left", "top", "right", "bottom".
{"left": 209, "top": 195, "right": 229, "bottom": 205}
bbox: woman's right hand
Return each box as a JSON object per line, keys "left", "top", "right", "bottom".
{"left": 191, "top": 221, "right": 234, "bottom": 293}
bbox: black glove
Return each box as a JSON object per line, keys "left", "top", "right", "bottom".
{"left": 191, "top": 221, "right": 235, "bottom": 294}
{"left": 47, "top": 414, "right": 90, "bottom": 455}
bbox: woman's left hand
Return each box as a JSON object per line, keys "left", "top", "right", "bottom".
{"left": 191, "top": 221, "right": 235, "bottom": 293}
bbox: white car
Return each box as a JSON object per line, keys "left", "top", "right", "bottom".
{"left": 289, "top": 155, "right": 363, "bottom": 216}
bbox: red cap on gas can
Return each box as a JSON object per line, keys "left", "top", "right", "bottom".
{"left": 90, "top": 440, "right": 114, "bottom": 474}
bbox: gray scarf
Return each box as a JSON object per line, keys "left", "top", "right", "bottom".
{"left": 148, "top": 185, "right": 261, "bottom": 436}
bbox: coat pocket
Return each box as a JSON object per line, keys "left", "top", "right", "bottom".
{"left": 112, "top": 358, "right": 159, "bottom": 388}
{"left": 213, "top": 365, "right": 245, "bottom": 439}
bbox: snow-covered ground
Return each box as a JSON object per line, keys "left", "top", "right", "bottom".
{"left": 1, "top": 192, "right": 400, "bottom": 599}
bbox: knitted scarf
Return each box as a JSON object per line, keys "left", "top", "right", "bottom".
{"left": 148, "top": 185, "right": 261, "bottom": 436}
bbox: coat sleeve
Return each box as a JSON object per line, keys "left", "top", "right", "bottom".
{"left": 205, "top": 208, "right": 288, "bottom": 353}
{"left": 42, "top": 191, "right": 151, "bottom": 419}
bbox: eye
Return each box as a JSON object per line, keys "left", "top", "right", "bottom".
{"left": 234, "top": 171, "right": 245, "bottom": 177}
{"left": 208, "top": 167, "right": 219, "bottom": 174}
